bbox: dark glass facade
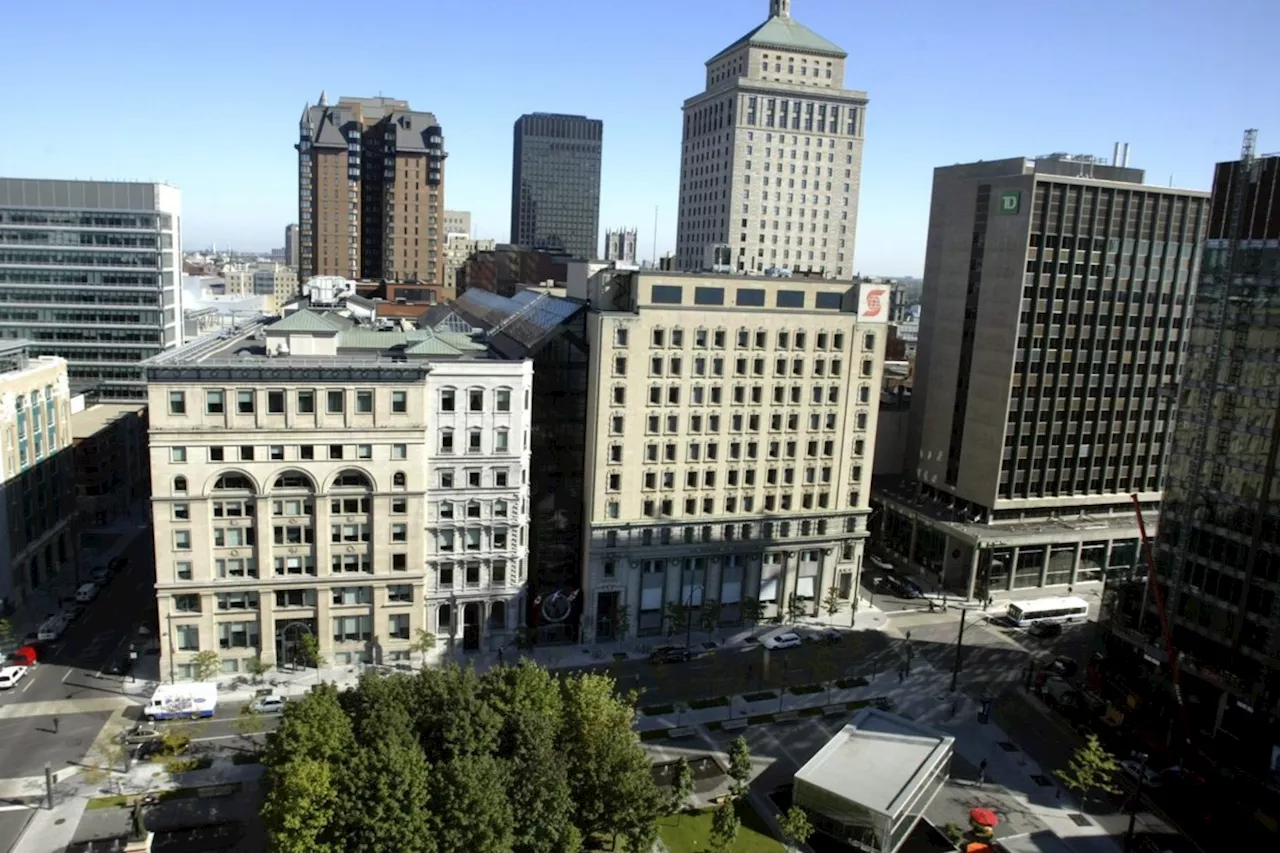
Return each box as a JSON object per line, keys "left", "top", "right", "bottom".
{"left": 510, "top": 114, "right": 602, "bottom": 260}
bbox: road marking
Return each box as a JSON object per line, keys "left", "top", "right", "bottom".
{"left": 20, "top": 678, "right": 34, "bottom": 694}
{"left": 0, "top": 697, "right": 132, "bottom": 720}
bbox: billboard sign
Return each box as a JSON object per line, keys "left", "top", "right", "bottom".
{"left": 857, "top": 283, "right": 890, "bottom": 323}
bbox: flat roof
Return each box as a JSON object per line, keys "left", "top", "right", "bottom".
{"left": 996, "top": 831, "right": 1119, "bottom": 853}
{"left": 71, "top": 403, "right": 143, "bottom": 438}
{"left": 794, "top": 708, "right": 953, "bottom": 818}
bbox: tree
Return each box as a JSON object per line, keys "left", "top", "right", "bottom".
{"left": 433, "top": 756, "right": 514, "bottom": 853}
{"left": 0, "top": 617, "right": 14, "bottom": 650}
{"left": 728, "top": 736, "right": 753, "bottom": 796}
{"left": 297, "top": 633, "right": 325, "bottom": 670}
{"left": 821, "top": 586, "right": 844, "bottom": 619}
{"left": 670, "top": 757, "right": 694, "bottom": 818}
{"left": 410, "top": 629, "right": 437, "bottom": 665}
{"left": 245, "top": 653, "right": 273, "bottom": 684}
{"left": 193, "top": 650, "right": 221, "bottom": 682}
{"left": 261, "top": 758, "right": 341, "bottom": 853}
{"left": 664, "top": 601, "right": 687, "bottom": 636}
{"left": 699, "top": 599, "right": 722, "bottom": 633}
{"left": 785, "top": 593, "right": 808, "bottom": 625}
{"left": 1059, "top": 733, "right": 1122, "bottom": 811}
{"left": 613, "top": 607, "right": 631, "bottom": 645}
{"left": 234, "top": 709, "right": 267, "bottom": 753}
{"left": 741, "top": 597, "right": 765, "bottom": 626}
{"left": 778, "top": 805, "right": 814, "bottom": 853}
{"left": 710, "top": 799, "right": 741, "bottom": 853}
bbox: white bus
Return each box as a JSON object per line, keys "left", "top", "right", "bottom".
{"left": 1006, "top": 596, "right": 1090, "bottom": 628}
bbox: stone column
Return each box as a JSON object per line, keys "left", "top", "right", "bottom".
{"left": 1007, "top": 547, "right": 1020, "bottom": 593}
{"left": 1070, "top": 540, "right": 1084, "bottom": 585}
{"left": 965, "top": 547, "right": 980, "bottom": 601}
{"left": 1039, "top": 544, "right": 1052, "bottom": 588}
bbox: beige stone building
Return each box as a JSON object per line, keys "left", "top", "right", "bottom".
{"left": 297, "top": 94, "right": 447, "bottom": 286}
{"left": 0, "top": 342, "right": 78, "bottom": 612}
{"left": 572, "top": 269, "right": 888, "bottom": 640}
{"left": 675, "top": 0, "right": 867, "bottom": 277}
{"left": 444, "top": 233, "right": 496, "bottom": 290}
{"left": 145, "top": 309, "right": 532, "bottom": 681}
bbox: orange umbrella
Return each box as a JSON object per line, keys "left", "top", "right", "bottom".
{"left": 969, "top": 807, "right": 999, "bottom": 828}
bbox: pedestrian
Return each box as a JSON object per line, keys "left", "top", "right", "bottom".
{"left": 898, "top": 666, "right": 905, "bottom": 683}
{"left": 978, "top": 758, "right": 988, "bottom": 785}
{"left": 497, "top": 646, "right": 505, "bottom": 664}
{"left": 52, "top": 716, "right": 59, "bottom": 734}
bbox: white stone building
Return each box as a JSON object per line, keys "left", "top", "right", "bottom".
{"left": 145, "top": 307, "right": 532, "bottom": 681}
{"left": 675, "top": 0, "right": 868, "bottom": 277}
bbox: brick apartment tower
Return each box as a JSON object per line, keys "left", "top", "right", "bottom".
{"left": 297, "top": 93, "right": 447, "bottom": 285}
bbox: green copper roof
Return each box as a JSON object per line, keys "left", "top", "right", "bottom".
{"left": 271, "top": 310, "right": 343, "bottom": 333}
{"left": 714, "top": 14, "right": 846, "bottom": 60}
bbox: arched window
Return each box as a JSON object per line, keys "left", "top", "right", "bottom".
{"left": 332, "top": 469, "right": 373, "bottom": 489}
{"left": 174, "top": 476, "right": 188, "bottom": 494}
{"left": 393, "top": 472, "right": 406, "bottom": 488}
{"left": 213, "top": 473, "right": 254, "bottom": 492}
{"left": 273, "top": 471, "right": 315, "bottom": 491}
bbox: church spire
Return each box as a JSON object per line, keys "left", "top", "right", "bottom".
{"left": 770, "top": 0, "right": 791, "bottom": 19}
{"left": 318, "top": 90, "right": 328, "bottom": 107}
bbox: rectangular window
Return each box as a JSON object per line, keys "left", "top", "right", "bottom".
{"left": 393, "top": 443, "right": 407, "bottom": 459}
{"left": 495, "top": 389, "right": 511, "bottom": 412}
{"left": 736, "top": 288, "right": 766, "bottom": 307}
{"left": 388, "top": 584, "right": 413, "bottom": 603}
{"left": 174, "top": 530, "right": 191, "bottom": 550}
{"left": 175, "top": 561, "right": 193, "bottom": 580}
{"left": 176, "top": 624, "right": 199, "bottom": 651}
{"left": 694, "top": 287, "right": 725, "bottom": 306}
{"left": 651, "top": 285, "right": 683, "bottom": 304}
{"left": 297, "top": 390, "right": 314, "bottom": 413}
{"left": 327, "top": 390, "right": 344, "bottom": 413}
{"left": 168, "top": 391, "right": 186, "bottom": 415}
{"left": 267, "top": 390, "right": 285, "bottom": 414}
{"left": 469, "top": 389, "right": 484, "bottom": 412}
{"left": 495, "top": 430, "right": 509, "bottom": 452}
{"left": 170, "top": 447, "right": 186, "bottom": 463}
{"left": 392, "top": 523, "right": 408, "bottom": 542}
{"left": 392, "top": 391, "right": 408, "bottom": 413}
{"left": 776, "top": 290, "right": 805, "bottom": 308}
{"left": 236, "top": 390, "right": 254, "bottom": 414}
{"left": 205, "top": 390, "right": 224, "bottom": 414}
{"left": 387, "top": 614, "right": 411, "bottom": 640}
{"left": 356, "top": 390, "right": 374, "bottom": 413}
{"left": 815, "top": 292, "right": 842, "bottom": 309}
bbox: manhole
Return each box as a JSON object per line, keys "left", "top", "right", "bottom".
{"left": 1068, "top": 813, "right": 1092, "bottom": 827}
{"left": 1030, "top": 774, "right": 1054, "bottom": 787}
{"left": 997, "top": 741, "right": 1019, "bottom": 752}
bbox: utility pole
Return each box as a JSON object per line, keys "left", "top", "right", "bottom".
{"left": 950, "top": 609, "right": 968, "bottom": 692}
{"left": 44, "top": 763, "right": 53, "bottom": 810}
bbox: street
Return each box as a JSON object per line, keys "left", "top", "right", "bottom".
{"left": 0, "top": 524, "right": 155, "bottom": 785}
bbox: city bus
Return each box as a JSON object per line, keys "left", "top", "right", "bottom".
{"left": 1006, "top": 596, "right": 1090, "bottom": 628}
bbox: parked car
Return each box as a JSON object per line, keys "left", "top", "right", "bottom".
{"left": 0, "top": 665, "right": 29, "bottom": 689}
{"left": 1028, "top": 621, "right": 1063, "bottom": 639}
{"left": 1120, "top": 758, "right": 1164, "bottom": 789}
{"left": 762, "top": 632, "right": 803, "bottom": 650}
{"left": 89, "top": 567, "right": 112, "bottom": 585}
{"left": 119, "top": 726, "right": 163, "bottom": 745}
{"left": 813, "top": 627, "right": 842, "bottom": 645}
{"left": 1045, "top": 656, "right": 1079, "bottom": 678}
{"left": 879, "top": 575, "right": 924, "bottom": 599}
{"left": 74, "top": 583, "right": 100, "bottom": 603}
{"left": 7, "top": 646, "right": 37, "bottom": 667}
{"left": 250, "top": 695, "right": 287, "bottom": 714}
{"left": 648, "top": 645, "right": 694, "bottom": 664}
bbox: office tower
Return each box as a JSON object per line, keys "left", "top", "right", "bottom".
{"left": 510, "top": 113, "right": 603, "bottom": 259}
{"left": 603, "top": 227, "right": 638, "bottom": 263}
{"left": 145, "top": 308, "right": 533, "bottom": 681}
{"left": 573, "top": 270, "right": 886, "bottom": 641}
{"left": 0, "top": 179, "right": 183, "bottom": 400}
{"left": 675, "top": 0, "right": 867, "bottom": 276}
{"left": 297, "top": 94, "right": 446, "bottom": 285}
{"left": 1110, "top": 133, "right": 1280, "bottom": 743}
{"left": 0, "top": 343, "right": 78, "bottom": 612}
{"left": 444, "top": 210, "right": 471, "bottom": 237}
{"left": 284, "top": 224, "right": 299, "bottom": 270}
{"left": 873, "top": 153, "right": 1208, "bottom": 601}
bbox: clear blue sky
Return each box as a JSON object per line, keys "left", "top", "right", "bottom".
{"left": 1, "top": 0, "right": 1275, "bottom": 275}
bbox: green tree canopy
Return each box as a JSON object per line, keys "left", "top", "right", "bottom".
{"left": 728, "top": 735, "right": 753, "bottom": 795}
{"left": 259, "top": 662, "right": 662, "bottom": 852}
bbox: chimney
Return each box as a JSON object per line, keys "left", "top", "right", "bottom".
{"left": 1122, "top": 143, "right": 1131, "bottom": 168}
{"left": 1112, "top": 142, "right": 1120, "bottom": 166}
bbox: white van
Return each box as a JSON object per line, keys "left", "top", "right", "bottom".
{"left": 37, "top": 616, "right": 67, "bottom": 642}
{"left": 75, "top": 583, "right": 99, "bottom": 603}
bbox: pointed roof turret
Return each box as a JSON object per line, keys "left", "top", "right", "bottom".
{"left": 318, "top": 90, "right": 328, "bottom": 107}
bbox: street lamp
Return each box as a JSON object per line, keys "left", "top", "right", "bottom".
{"left": 1124, "top": 751, "right": 1150, "bottom": 853}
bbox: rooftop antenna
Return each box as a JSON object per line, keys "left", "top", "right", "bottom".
{"left": 652, "top": 206, "right": 658, "bottom": 267}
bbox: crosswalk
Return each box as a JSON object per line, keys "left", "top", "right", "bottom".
{"left": 0, "top": 697, "right": 132, "bottom": 720}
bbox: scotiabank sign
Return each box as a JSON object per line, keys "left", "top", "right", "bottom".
{"left": 857, "top": 284, "right": 890, "bottom": 323}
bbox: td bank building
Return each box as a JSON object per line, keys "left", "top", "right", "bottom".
{"left": 873, "top": 152, "right": 1209, "bottom": 603}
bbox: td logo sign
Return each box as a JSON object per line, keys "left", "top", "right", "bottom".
{"left": 997, "top": 190, "right": 1021, "bottom": 215}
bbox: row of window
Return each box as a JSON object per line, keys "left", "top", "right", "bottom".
{"left": 613, "top": 354, "right": 873, "bottom": 382}
{"left": 169, "top": 387, "right": 520, "bottom": 417}
{"left": 172, "top": 615, "right": 416, "bottom": 652}
{"left": 173, "top": 583, "right": 419, "bottom": 613}
{"left": 167, "top": 427, "right": 517, "bottom": 464}
{"left": 617, "top": 327, "right": 864, "bottom": 352}
{"left": 601, "top": 516, "right": 861, "bottom": 548}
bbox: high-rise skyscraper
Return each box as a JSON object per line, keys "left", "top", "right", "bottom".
{"left": 675, "top": 0, "right": 867, "bottom": 277}
{"left": 510, "top": 113, "right": 602, "bottom": 259}
{"left": 297, "top": 93, "right": 447, "bottom": 285}
{"left": 603, "top": 227, "right": 638, "bottom": 263}
{"left": 0, "top": 178, "right": 183, "bottom": 400}
{"left": 1111, "top": 133, "right": 1280, "bottom": 744}
{"left": 284, "top": 223, "right": 299, "bottom": 270}
{"left": 873, "top": 152, "right": 1208, "bottom": 601}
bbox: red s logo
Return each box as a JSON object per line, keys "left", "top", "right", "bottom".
{"left": 863, "top": 288, "right": 888, "bottom": 318}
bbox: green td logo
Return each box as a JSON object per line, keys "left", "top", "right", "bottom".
{"left": 997, "top": 190, "right": 1021, "bottom": 215}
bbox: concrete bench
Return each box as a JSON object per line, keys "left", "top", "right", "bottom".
{"left": 667, "top": 726, "right": 697, "bottom": 739}
{"left": 721, "top": 719, "right": 749, "bottom": 731}
{"left": 774, "top": 710, "right": 800, "bottom": 722}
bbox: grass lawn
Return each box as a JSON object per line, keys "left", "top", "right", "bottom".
{"left": 658, "top": 800, "right": 784, "bottom": 852}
